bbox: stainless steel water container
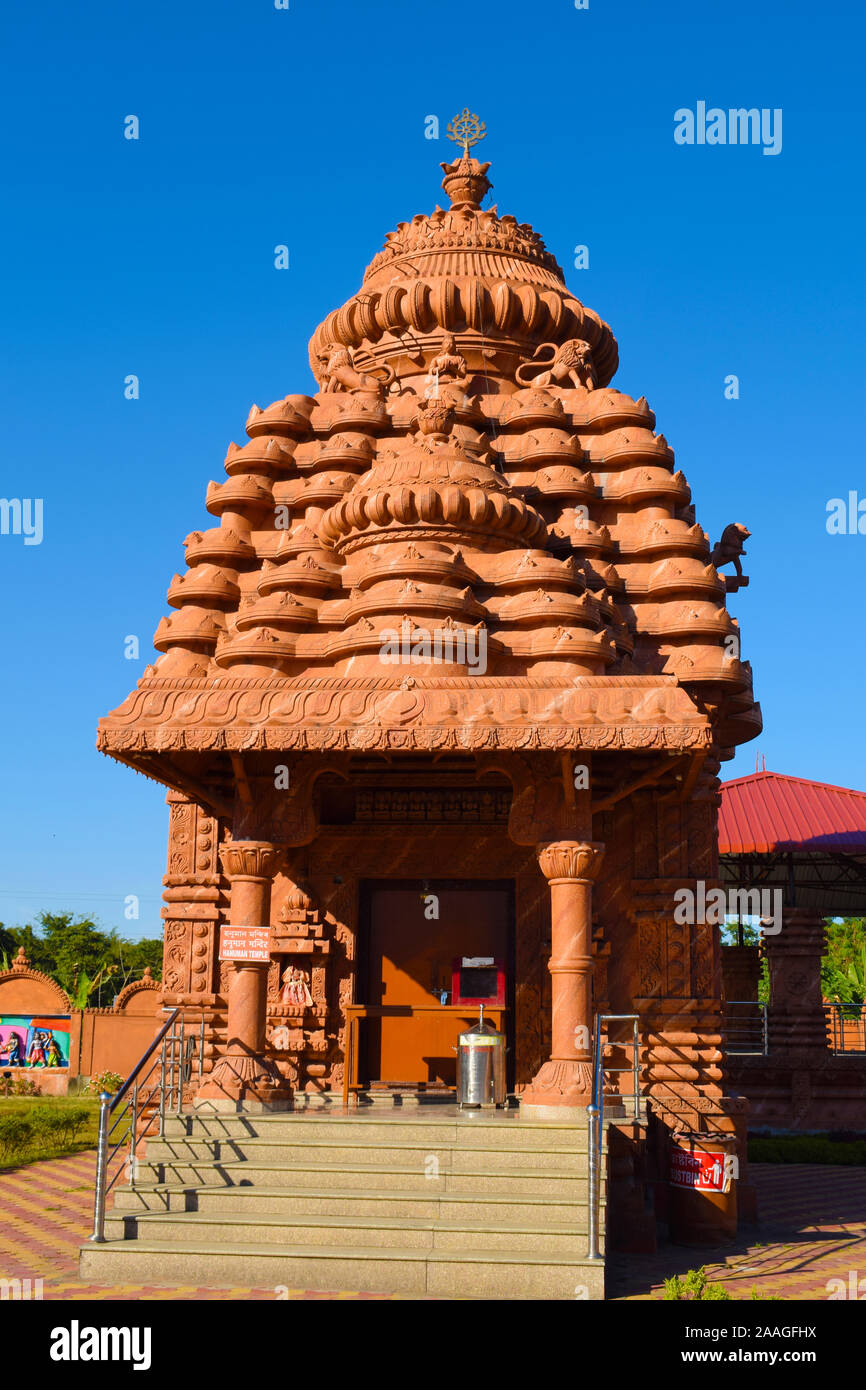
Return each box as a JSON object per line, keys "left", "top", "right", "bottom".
{"left": 456, "top": 1008, "right": 506, "bottom": 1108}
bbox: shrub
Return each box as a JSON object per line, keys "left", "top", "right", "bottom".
{"left": 8, "top": 1076, "right": 40, "bottom": 1098}
{"left": 0, "top": 1115, "right": 34, "bottom": 1160}
{"left": 29, "top": 1105, "right": 90, "bottom": 1150}
{"left": 83, "top": 1070, "right": 124, "bottom": 1097}
{"left": 664, "top": 1267, "right": 731, "bottom": 1300}
{"left": 30, "top": 1106, "right": 65, "bottom": 1150}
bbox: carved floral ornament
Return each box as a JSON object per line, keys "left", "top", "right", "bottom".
{"left": 537, "top": 841, "right": 605, "bottom": 883}
{"left": 218, "top": 841, "right": 284, "bottom": 881}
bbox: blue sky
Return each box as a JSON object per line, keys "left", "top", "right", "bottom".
{"left": 1, "top": 0, "right": 863, "bottom": 940}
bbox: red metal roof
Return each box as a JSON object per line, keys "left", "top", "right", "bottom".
{"left": 719, "top": 771, "right": 866, "bottom": 855}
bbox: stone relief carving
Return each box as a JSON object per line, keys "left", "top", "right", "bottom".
{"left": 515, "top": 338, "right": 596, "bottom": 390}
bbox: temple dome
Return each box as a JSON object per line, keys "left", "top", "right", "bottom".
{"left": 308, "top": 155, "right": 619, "bottom": 395}
{"left": 98, "top": 144, "right": 760, "bottom": 762}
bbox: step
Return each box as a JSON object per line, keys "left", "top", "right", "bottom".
{"left": 112, "top": 1182, "right": 605, "bottom": 1228}
{"left": 135, "top": 1158, "right": 592, "bottom": 1198}
{"left": 144, "top": 1136, "right": 589, "bottom": 1174}
{"left": 104, "top": 1209, "right": 592, "bottom": 1255}
{"left": 80, "top": 1238, "right": 605, "bottom": 1299}
{"left": 165, "top": 1112, "right": 590, "bottom": 1150}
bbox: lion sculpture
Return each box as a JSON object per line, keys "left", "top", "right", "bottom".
{"left": 515, "top": 338, "right": 596, "bottom": 390}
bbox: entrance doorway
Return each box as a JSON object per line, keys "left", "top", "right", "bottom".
{"left": 359, "top": 879, "right": 514, "bottom": 1090}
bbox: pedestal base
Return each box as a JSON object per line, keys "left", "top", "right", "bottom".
{"left": 520, "top": 1058, "right": 593, "bottom": 1115}
{"left": 196, "top": 1049, "right": 292, "bottom": 1108}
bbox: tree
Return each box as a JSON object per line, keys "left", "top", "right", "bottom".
{"left": 822, "top": 919, "right": 866, "bottom": 1006}
{"left": 0, "top": 923, "right": 15, "bottom": 970}
{"left": 6, "top": 921, "right": 53, "bottom": 974}
{"left": 34, "top": 913, "right": 114, "bottom": 993}
{"left": 3, "top": 913, "right": 163, "bottom": 1003}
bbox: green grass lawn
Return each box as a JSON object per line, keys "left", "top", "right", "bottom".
{"left": 0, "top": 1095, "right": 102, "bottom": 1170}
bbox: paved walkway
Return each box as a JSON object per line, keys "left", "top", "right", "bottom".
{"left": 0, "top": 1152, "right": 396, "bottom": 1300}
{"left": 1, "top": 1152, "right": 863, "bottom": 1300}
{"left": 608, "top": 1164, "right": 866, "bottom": 1300}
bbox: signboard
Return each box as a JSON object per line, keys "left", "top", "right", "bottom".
{"left": 218, "top": 926, "right": 271, "bottom": 963}
{"left": 669, "top": 1148, "right": 729, "bottom": 1193}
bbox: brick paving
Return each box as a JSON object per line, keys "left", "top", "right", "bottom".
{"left": 609, "top": 1164, "right": 866, "bottom": 1300}
{"left": 1, "top": 1151, "right": 863, "bottom": 1300}
{"left": 0, "top": 1151, "right": 403, "bottom": 1300}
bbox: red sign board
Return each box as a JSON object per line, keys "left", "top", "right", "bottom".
{"left": 669, "top": 1148, "right": 728, "bottom": 1193}
{"left": 218, "top": 926, "right": 271, "bottom": 963}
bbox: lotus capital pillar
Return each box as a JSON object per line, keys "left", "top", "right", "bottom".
{"left": 197, "top": 840, "right": 291, "bottom": 1110}
{"left": 521, "top": 841, "right": 605, "bottom": 1121}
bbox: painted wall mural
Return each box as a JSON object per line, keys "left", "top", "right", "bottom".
{"left": 0, "top": 1016, "right": 70, "bottom": 1068}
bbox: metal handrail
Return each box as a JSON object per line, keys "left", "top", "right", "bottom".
{"left": 90, "top": 1009, "right": 205, "bottom": 1243}
{"left": 824, "top": 1001, "right": 866, "bottom": 1055}
{"left": 586, "top": 1013, "right": 641, "bottom": 1262}
{"left": 722, "top": 1000, "right": 768, "bottom": 1055}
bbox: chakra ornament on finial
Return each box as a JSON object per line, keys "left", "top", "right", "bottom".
{"left": 441, "top": 108, "right": 492, "bottom": 209}
{"left": 447, "top": 107, "right": 487, "bottom": 156}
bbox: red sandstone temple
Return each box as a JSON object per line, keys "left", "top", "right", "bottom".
{"left": 98, "top": 141, "right": 762, "bottom": 1208}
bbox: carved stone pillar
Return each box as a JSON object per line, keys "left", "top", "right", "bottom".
{"left": 764, "top": 908, "right": 828, "bottom": 1054}
{"left": 521, "top": 841, "right": 604, "bottom": 1119}
{"left": 197, "top": 841, "right": 291, "bottom": 1108}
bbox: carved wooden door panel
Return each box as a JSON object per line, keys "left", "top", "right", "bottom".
{"left": 362, "top": 880, "right": 512, "bottom": 1087}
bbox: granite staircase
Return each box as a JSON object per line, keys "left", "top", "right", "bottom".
{"left": 79, "top": 1107, "right": 605, "bottom": 1299}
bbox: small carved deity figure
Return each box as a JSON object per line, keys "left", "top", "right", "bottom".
{"left": 710, "top": 522, "right": 751, "bottom": 582}
{"left": 280, "top": 966, "right": 313, "bottom": 1008}
{"left": 317, "top": 345, "right": 395, "bottom": 395}
{"left": 46, "top": 1037, "right": 64, "bottom": 1067}
{"left": 0, "top": 1032, "right": 23, "bottom": 1066}
{"left": 515, "top": 338, "right": 596, "bottom": 390}
{"left": 428, "top": 334, "right": 470, "bottom": 392}
{"left": 27, "top": 1029, "right": 49, "bottom": 1067}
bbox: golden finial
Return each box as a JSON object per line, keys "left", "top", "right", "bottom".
{"left": 446, "top": 108, "right": 487, "bottom": 157}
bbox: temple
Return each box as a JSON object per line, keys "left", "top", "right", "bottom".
{"left": 96, "top": 129, "right": 763, "bottom": 1280}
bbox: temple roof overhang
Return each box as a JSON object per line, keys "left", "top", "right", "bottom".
{"left": 98, "top": 672, "right": 714, "bottom": 763}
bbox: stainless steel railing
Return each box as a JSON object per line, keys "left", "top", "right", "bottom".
{"left": 824, "top": 1002, "right": 866, "bottom": 1055}
{"left": 89, "top": 1009, "right": 205, "bottom": 1243}
{"left": 586, "top": 1013, "right": 641, "bottom": 1262}
{"left": 721, "top": 1000, "right": 768, "bottom": 1055}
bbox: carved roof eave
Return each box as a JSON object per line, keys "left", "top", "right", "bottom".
{"left": 97, "top": 674, "right": 713, "bottom": 768}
